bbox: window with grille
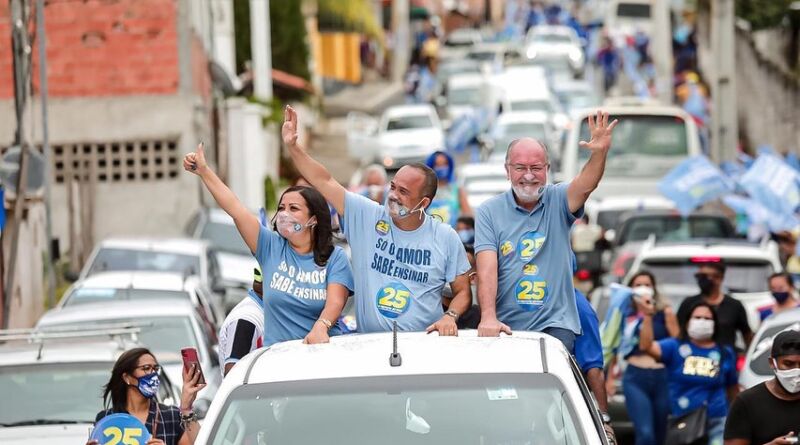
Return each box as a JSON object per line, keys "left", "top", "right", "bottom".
{"left": 49, "top": 139, "right": 182, "bottom": 183}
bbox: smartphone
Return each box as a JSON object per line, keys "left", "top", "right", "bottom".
{"left": 181, "top": 347, "right": 206, "bottom": 385}
{"left": 785, "top": 437, "right": 798, "bottom": 444}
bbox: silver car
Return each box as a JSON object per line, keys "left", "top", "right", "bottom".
{"left": 739, "top": 308, "right": 800, "bottom": 389}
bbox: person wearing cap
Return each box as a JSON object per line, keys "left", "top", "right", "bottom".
{"left": 218, "top": 268, "right": 265, "bottom": 376}
{"left": 677, "top": 262, "right": 753, "bottom": 350}
{"left": 724, "top": 329, "right": 800, "bottom": 445}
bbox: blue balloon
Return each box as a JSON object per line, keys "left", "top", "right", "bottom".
{"left": 91, "top": 413, "right": 151, "bottom": 445}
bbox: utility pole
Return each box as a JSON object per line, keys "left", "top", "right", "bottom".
{"left": 391, "top": 0, "right": 410, "bottom": 82}
{"left": 36, "top": 0, "right": 56, "bottom": 309}
{"left": 249, "top": 0, "right": 273, "bottom": 102}
{"left": 710, "top": 0, "right": 738, "bottom": 163}
{"left": 3, "top": 0, "right": 31, "bottom": 328}
{"left": 651, "top": 0, "right": 673, "bottom": 104}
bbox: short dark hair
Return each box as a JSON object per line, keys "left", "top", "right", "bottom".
{"left": 406, "top": 163, "right": 438, "bottom": 203}
{"left": 457, "top": 216, "right": 475, "bottom": 229}
{"left": 768, "top": 272, "right": 794, "bottom": 288}
{"left": 698, "top": 261, "right": 726, "bottom": 276}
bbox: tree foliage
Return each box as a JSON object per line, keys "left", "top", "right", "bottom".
{"left": 735, "top": 0, "right": 794, "bottom": 30}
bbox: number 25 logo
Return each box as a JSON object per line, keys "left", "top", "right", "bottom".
{"left": 103, "top": 427, "right": 143, "bottom": 445}
{"left": 519, "top": 232, "right": 545, "bottom": 260}
{"left": 517, "top": 280, "right": 546, "bottom": 301}
{"left": 379, "top": 287, "right": 409, "bottom": 309}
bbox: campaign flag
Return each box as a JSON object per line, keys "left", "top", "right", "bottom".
{"left": 658, "top": 155, "right": 735, "bottom": 216}
{"left": 740, "top": 153, "right": 800, "bottom": 219}
{"left": 600, "top": 283, "right": 635, "bottom": 367}
{"left": 722, "top": 194, "right": 799, "bottom": 233}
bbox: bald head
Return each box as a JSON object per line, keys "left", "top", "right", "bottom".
{"left": 505, "top": 138, "right": 550, "bottom": 164}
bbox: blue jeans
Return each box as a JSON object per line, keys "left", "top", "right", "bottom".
{"left": 623, "top": 364, "right": 669, "bottom": 445}
{"left": 543, "top": 327, "right": 576, "bottom": 354}
{"left": 707, "top": 416, "right": 725, "bottom": 445}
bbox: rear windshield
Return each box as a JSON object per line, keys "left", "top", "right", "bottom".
{"left": 618, "top": 216, "right": 734, "bottom": 244}
{"left": 617, "top": 3, "right": 651, "bottom": 18}
{"left": 642, "top": 260, "right": 774, "bottom": 295}
{"left": 88, "top": 248, "right": 200, "bottom": 276}
{"left": 64, "top": 288, "right": 190, "bottom": 306}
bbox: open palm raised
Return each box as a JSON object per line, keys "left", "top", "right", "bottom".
{"left": 579, "top": 110, "right": 619, "bottom": 153}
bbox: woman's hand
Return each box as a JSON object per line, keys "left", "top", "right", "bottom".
{"left": 182, "top": 143, "right": 209, "bottom": 176}
{"left": 146, "top": 438, "right": 166, "bottom": 445}
{"left": 303, "top": 322, "right": 331, "bottom": 344}
{"left": 180, "top": 364, "right": 207, "bottom": 412}
{"left": 86, "top": 440, "right": 99, "bottom": 445}
{"left": 634, "top": 296, "right": 656, "bottom": 316}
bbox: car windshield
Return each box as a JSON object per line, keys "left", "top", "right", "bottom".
{"left": 509, "top": 99, "right": 552, "bottom": 113}
{"left": 468, "top": 51, "right": 496, "bottom": 62}
{"left": 596, "top": 210, "right": 627, "bottom": 231}
{"left": 64, "top": 288, "right": 190, "bottom": 306}
{"left": 748, "top": 321, "right": 800, "bottom": 376}
{"left": 201, "top": 221, "right": 250, "bottom": 255}
{"left": 562, "top": 92, "right": 599, "bottom": 112}
{"left": 386, "top": 115, "right": 433, "bottom": 131}
{"left": 45, "top": 317, "right": 198, "bottom": 364}
{"left": 532, "top": 34, "right": 572, "bottom": 44}
{"left": 642, "top": 260, "right": 774, "bottom": 295}
{"left": 578, "top": 115, "right": 690, "bottom": 177}
{"left": 492, "top": 123, "right": 547, "bottom": 154}
{"left": 449, "top": 87, "right": 483, "bottom": 106}
{"left": 0, "top": 362, "right": 174, "bottom": 426}
{"left": 617, "top": 3, "right": 651, "bottom": 18}
{"left": 619, "top": 216, "right": 733, "bottom": 244}
{"left": 208, "top": 373, "right": 587, "bottom": 445}
{"left": 88, "top": 248, "right": 200, "bottom": 276}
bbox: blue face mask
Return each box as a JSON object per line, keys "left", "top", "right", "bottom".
{"left": 136, "top": 372, "right": 160, "bottom": 399}
{"left": 458, "top": 229, "right": 475, "bottom": 244}
{"left": 434, "top": 166, "right": 449, "bottom": 180}
{"left": 773, "top": 291, "right": 792, "bottom": 304}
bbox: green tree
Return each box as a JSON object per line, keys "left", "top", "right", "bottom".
{"left": 735, "top": 0, "right": 794, "bottom": 30}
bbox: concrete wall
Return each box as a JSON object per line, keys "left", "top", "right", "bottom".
{"left": 697, "top": 17, "right": 800, "bottom": 154}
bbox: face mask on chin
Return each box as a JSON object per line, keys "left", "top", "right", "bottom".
{"left": 387, "top": 195, "right": 425, "bottom": 220}
{"left": 275, "top": 211, "right": 315, "bottom": 238}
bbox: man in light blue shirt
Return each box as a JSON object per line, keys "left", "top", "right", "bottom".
{"left": 475, "top": 110, "right": 619, "bottom": 352}
{"left": 282, "top": 106, "right": 472, "bottom": 334}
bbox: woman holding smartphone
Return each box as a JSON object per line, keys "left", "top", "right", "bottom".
{"left": 89, "top": 348, "right": 205, "bottom": 445}
{"left": 184, "top": 143, "right": 353, "bottom": 347}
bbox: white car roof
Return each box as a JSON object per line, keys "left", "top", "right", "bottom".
{"left": 228, "top": 331, "right": 570, "bottom": 384}
{"left": 382, "top": 104, "right": 436, "bottom": 119}
{"left": 447, "top": 73, "right": 487, "bottom": 88}
{"left": 637, "top": 241, "right": 780, "bottom": 264}
{"left": 591, "top": 195, "right": 675, "bottom": 212}
{"left": 0, "top": 338, "right": 135, "bottom": 366}
{"left": 37, "top": 300, "right": 198, "bottom": 327}
{"left": 572, "top": 104, "right": 690, "bottom": 119}
{"left": 529, "top": 25, "right": 578, "bottom": 38}
{"left": 97, "top": 237, "right": 208, "bottom": 256}
{"left": 495, "top": 111, "right": 551, "bottom": 125}
{"left": 69, "top": 271, "right": 199, "bottom": 293}
{"left": 459, "top": 162, "right": 508, "bottom": 178}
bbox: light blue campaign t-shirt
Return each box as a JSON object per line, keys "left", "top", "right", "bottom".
{"left": 474, "top": 184, "right": 583, "bottom": 334}
{"left": 255, "top": 225, "right": 354, "bottom": 347}
{"left": 343, "top": 192, "right": 471, "bottom": 332}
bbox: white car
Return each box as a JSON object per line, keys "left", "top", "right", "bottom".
{"left": 482, "top": 111, "right": 558, "bottom": 164}
{"left": 553, "top": 80, "right": 601, "bottom": 114}
{"left": 739, "top": 308, "right": 800, "bottom": 389}
{"left": 77, "top": 237, "right": 225, "bottom": 298}
{"left": 467, "top": 42, "right": 524, "bottom": 71}
{"left": 624, "top": 239, "right": 782, "bottom": 333}
{"left": 560, "top": 106, "right": 702, "bottom": 198}
{"left": 185, "top": 207, "right": 260, "bottom": 311}
{"left": 58, "top": 271, "right": 225, "bottom": 330}
{"left": 525, "top": 26, "right": 585, "bottom": 74}
{"left": 502, "top": 89, "right": 569, "bottom": 138}
{"left": 196, "top": 331, "right": 611, "bottom": 444}
{"left": 0, "top": 327, "right": 180, "bottom": 445}
{"left": 439, "top": 28, "right": 483, "bottom": 61}
{"left": 459, "top": 162, "right": 510, "bottom": 209}
{"left": 445, "top": 73, "right": 497, "bottom": 123}
{"left": 605, "top": 0, "right": 654, "bottom": 39}
{"left": 376, "top": 104, "right": 445, "bottom": 170}
{"left": 36, "top": 300, "right": 222, "bottom": 417}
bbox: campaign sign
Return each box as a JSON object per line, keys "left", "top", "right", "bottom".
{"left": 91, "top": 414, "right": 151, "bottom": 445}
{"left": 658, "top": 155, "right": 734, "bottom": 215}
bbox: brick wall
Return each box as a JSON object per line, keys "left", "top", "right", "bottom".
{"left": 0, "top": 0, "right": 180, "bottom": 98}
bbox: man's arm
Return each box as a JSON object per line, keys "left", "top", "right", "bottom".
{"left": 427, "top": 273, "right": 471, "bottom": 336}
{"left": 585, "top": 367, "right": 609, "bottom": 413}
{"left": 283, "top": 106, "right": 346, "bottom": 215}
{"left": 476, "top": 250, "right": 511, "bottom": 336}
{"left": 567, "top": 110, "right": 619, "bottom": 213}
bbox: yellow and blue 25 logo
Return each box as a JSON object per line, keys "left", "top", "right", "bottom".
{"left": 375, "top": 220, "right": 390, "bottom": 236}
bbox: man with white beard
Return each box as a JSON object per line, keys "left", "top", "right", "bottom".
{"left": 474, "top": 110, "right": 619, "bottom": 352}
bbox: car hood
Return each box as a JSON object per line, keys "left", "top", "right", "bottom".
{"left": 216, "top": 252, "right": 259, "bottom": 285}
{"left": 0, "top": 424, "right": 93, "bottom": 445}
{"left": 379, "top": 128, "right": 444, "bottom": 149}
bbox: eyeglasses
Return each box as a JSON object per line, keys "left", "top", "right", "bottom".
{"left": 134, "top": 364, "right": 161, "bottom": 373}
{"left": 507, "top": 164, "right": 548, "bottom": 174}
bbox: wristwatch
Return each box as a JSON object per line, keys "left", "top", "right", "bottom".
{"left": 444, "top": 310, "right": 459, "bottom": 322}
{"left": 600, "top": 412, "right": 612, "bottom": 424}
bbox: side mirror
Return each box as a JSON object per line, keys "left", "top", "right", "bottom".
{"left": 64, "top": 270, "right": 79, "bottom": 282}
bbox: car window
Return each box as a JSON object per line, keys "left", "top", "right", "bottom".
{"left": 532, "top": 34, "right": 573, "bottom": 44}
{"left": 641, "top": 260, "right": 774, "bottom": 294}
{"left": 45, "top": 317, "right": 199, "bottom": 364}
{"left": 510, "top": 99, "right": 552, "bottom": 113}
{"left": 386, "top": 115, "right": 433, "bottom": 131}
{"left": 617, "top": 3, "right": 651, "bottom": 18}
{"left": 618, "top": 216, "right": 733, "bottom": 244}
{"left": 448, "top": 87, "right": 484, "bottom": 106}
{"left": 88, "top": 248, "right": 201, "bottom": 276}
{"left": 749, "top": 321, "right": 800, "bottom": 376}
{"left": 201, "top": 222, "right": 250, "bottom": 255}
{"left": 208, "top": 374, "right": 587, "bottom": 445}
{"left": 596, "top": 210, "right": 627, "bottom": 231}
{"left": 578, "top": 115, "right": 689, "bottom": 177}
{"left": 64, "top": 288, "right": 190, "bottom": 306}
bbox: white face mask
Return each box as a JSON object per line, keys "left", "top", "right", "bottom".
{"left": 275, "top": 211, "right": 315, "bottom": 238}
{"left": 687, "top": 318, "right": 715, "bottom": 341}
{"left": 633, "top": 285, "right": 655, "bottom": 299}
{"left": 387, "top": 195, "right": 424, "bottom": 220}
{"left": 773, "top": 359, "right": 800, "bottom": 393}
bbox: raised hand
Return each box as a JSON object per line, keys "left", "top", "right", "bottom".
{"left": 579, "top": 110, "right": 619, "bottom": 153}
{"left": 182, "top": 143, "right": 208, "bottom": 175}
{"left": 282, "top": 105, "right": 299, "bottom": 148}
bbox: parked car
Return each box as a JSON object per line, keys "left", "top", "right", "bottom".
{"left": 36, "top": 300, "right": 221, "bottom": 417}
{"left": 525, "top": 25, "right": 586, "bottom": 75}
{"left": 459, "top": 162, "right": 510, "bottom": 210}
{"left": 196, "top": 331, "right": 612, "bottom": 444}
{"left": 58, "top": 271, "right": 225, "bottom": 331}
{"left": 739, "top": 308, "right": 800, "bottom": 389}
{"left": 481, "top": 111, "right": 558, "bottom": 164}
{"left": 376, "top": 104, "right": 445, "bottom": 171}
{"left": 445, "top": 73, "right": 497, "bottom": 123}
{"left": 0, "top": 326, "right": 180, "bottom": 445}
{"left": 553, "top": 80, "right": 601, "bottom": 114}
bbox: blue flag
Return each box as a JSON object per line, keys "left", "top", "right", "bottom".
{"left": 658, "top": 155, "right": 735, "bottom": 216}
{"left": 722, "top": 194, "right": 799, "bottom": 233}
{"left": 786, "top": 152, "right": 800, "bottom": 173}
{"left": 600, "top": 283, "right": 634, "bottom": 366}
{"left": 740, "top": 153, "right": 800, "bottom": 220}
